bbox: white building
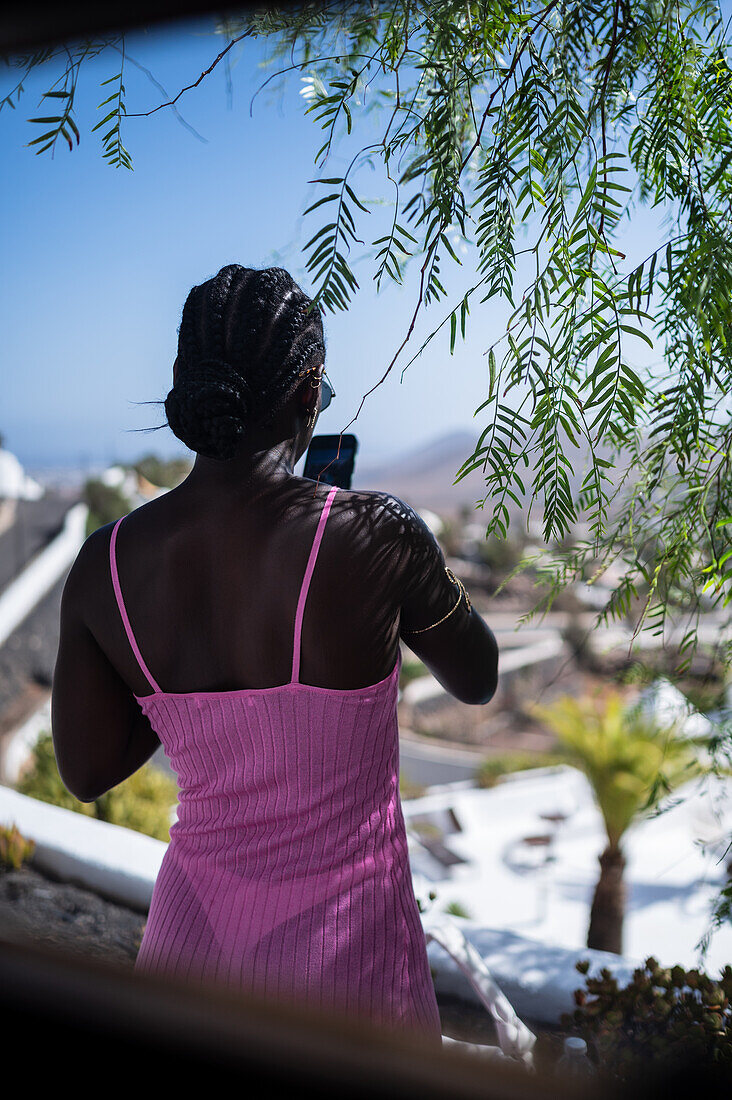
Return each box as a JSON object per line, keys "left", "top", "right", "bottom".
{"left": 0, "top": 447, "right": 44, "bottom": 501}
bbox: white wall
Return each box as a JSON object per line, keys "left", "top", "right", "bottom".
{"left": 0, "top": 502, "right": 88, "bottom": 648}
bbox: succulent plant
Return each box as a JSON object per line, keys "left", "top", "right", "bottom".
{"left": 560, "top": 956, "right": 732, "bottom": 1081}
{"left": 0, "top": 823, "right": 36, "bottom": 870}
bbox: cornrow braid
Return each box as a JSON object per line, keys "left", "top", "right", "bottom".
{"left": 164, "top": 265, "right": 326, "bottom": 461}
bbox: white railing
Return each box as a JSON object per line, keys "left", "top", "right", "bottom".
{"left": 0, "top": 502, "right": 88, "bottom": 648}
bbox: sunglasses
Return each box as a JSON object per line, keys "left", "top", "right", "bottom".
{"left": 319, "top": 371, "right": 336, "bottom": 412}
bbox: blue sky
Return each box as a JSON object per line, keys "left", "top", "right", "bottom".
{"left": 1, "top": 16, "right": 671, "bottom": 474}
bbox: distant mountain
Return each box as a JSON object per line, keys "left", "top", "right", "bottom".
{"left": 352, "top": 430, "right": 485, "bottom": 518}
{"left": 372, "top": 430, "right": 481, "bottom": 478}
{"left": 351, "top": 428, "right": 639, "bottom": 524}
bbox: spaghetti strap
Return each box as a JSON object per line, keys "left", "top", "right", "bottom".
{"left": 109, "top": 515, "right": 162, "bottom": 694}
{"left": 291, "top": 484, "right": 339, "bottom": 684}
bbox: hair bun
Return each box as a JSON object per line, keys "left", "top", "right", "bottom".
{"left": 165, "top": 265, "right": 326, "bottom": 460}
{"left": 165, "top": 359, "right": 254, "bottom": 461}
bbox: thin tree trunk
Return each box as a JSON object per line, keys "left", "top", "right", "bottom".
{"left": 587, "top": 843, "right": 626, "bottom": 954}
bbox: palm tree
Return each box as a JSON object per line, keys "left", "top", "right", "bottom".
{"left": 530, "top": 690, "right": 712, "bottom": 955}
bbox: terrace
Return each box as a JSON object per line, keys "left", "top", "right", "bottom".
{"left": 1, "top": 452, "right": 731, "bottom": 1082}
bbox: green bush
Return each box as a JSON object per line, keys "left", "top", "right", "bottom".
{"left": 83, "top": 478, "right": 132, "bottom": 537}
{"left": 476, "top": 534, "right": 526, "bottom": 575}
{"left": 562, "top": 956, "right": 732, "bottom": 1082}
{"left": 17, "top": 731, "right": 91, "bottom": 816}
{"left": 399, "top": 658, "right": 427, "bottom": 689}
{"left": 131, "top": 454, "right": 191, "bottom": 489}
{"left": 17, "top": 732, "right": 178, "bottom": 842}
{"left": 475, "top": 752, "right": 567, "bottom": 788}
{"left": 678, "top": 679, "right": 726, "bottom": 715}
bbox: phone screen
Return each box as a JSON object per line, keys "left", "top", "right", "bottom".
{"left": 302, "top": 434, "right": 358, "bottom": 489}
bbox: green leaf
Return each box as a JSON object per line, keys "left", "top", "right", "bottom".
{"left": 26, "top": 130, "right": 58, "bottom": 146}
{"left": 344, "top": 182, "right": 369, "bottom": 214}
{"left": 91, "top": 109, "right": 118, "bottom": 132}
{"left": 619, "top": 324, "right": 654, "bottom": 349}
{"left": 302, "top": 193, "right": 340, "bottom": 217}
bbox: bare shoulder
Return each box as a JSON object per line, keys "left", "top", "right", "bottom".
{"left": 63, "top": 500, "right": 158, "bottom": 603}
{"left": 325, "top": 486, "right": 429, "bottom": 541}
{"left": 54, "top": 520, "right": 120, "bottom": 641}
{"left": 63, "top": 520, "right": 114, "bottom": 594}
{"left": 313, "top": 486, "right": 442, "bottom": 593}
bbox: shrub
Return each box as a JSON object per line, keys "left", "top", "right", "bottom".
{"left": 17, "top": 732, "right": 178, "bottom": 842}
{"left": 0, "top": 823, "right": 35, "bottom": 870}
{"left": 93, "top": 768, "right": 179, "bottom": 840}
{"left": 475, "top": 534, "right": 526, "bottom": 575}
{"left": 17, "top": 731, "right": 94, "bottom": 816}
{"left": 399, "top": 658, "right": 427, "bottom": 689}
{"left": 83, "top": 478, "right": 132, "bottom": 536}
{"left": 475, "top": 752, "right": 567, "bottom": 788}
{"left": 616, "top": 661, "right": 657, "bottom": 688}
{"left": 131, "top": 454, "right": 191, "bottom": 489}
{"left": 561, "top": 956, "right": 732, "bottom": 1082}
{"left": 677, "top": 678, "right": 726, "bottom": 715}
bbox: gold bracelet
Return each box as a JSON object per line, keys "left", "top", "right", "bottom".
{"left": 402, "top": 568, "right": 472, "bottom": 634}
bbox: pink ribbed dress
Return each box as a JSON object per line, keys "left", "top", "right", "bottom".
{"left": 109, "top": 484, "right": 442, "bottom": 1043}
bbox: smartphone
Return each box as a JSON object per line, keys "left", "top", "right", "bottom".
{"left": 302, "top": 434, "right": 358, "bottom": 489}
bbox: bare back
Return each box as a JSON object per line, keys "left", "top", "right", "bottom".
{"left": 84, "top": 476, "right": 430, "bottom": 698}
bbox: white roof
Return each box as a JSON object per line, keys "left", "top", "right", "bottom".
{"left": 0, "top": 449, "right": 44, "bottom": 500}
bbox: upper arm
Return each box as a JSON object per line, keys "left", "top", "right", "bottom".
{"left": 370, "top": 493, "right": 498, "bottom": 705}
{"left": 51, "top": 532, "right": 160, "bottom": 802}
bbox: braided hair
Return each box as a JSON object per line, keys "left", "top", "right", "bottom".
{"left": 164, "top": 265, "right": 326, "bottom": 461}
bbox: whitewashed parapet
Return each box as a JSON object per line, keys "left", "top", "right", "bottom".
{"left": 0, "top": 501, "right": 88, "bottom": 648}
{"left": 0, "top": 785, "right": 165, "bottom": 911}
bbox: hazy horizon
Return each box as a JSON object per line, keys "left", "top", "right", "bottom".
{"left": 15, "top": 426, "right": 478, "bottom": 484}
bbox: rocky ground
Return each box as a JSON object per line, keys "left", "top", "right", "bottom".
{"left": 0, "top": 863, "right": 146, "bottom": 965}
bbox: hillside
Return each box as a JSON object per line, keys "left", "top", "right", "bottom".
{"left": 351, "top": 428, "right": 634, "bottom": 526}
